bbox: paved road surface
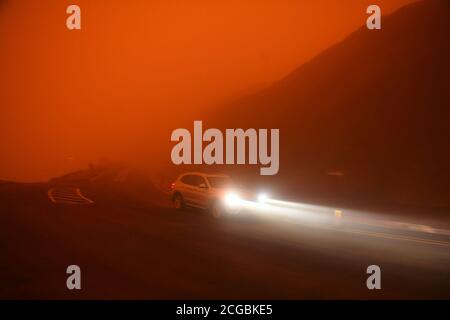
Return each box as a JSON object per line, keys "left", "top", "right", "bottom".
{"left": 0, "top": 181, "right": 449, "bottom": 299}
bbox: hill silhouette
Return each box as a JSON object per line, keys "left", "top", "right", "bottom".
{"left": 208, "top": 0, "right": 450, "bottom": 208}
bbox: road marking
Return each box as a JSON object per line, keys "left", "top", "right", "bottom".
{"left": 75, "top": 187, "right": 94, "bottom": 203}
{"left": 47, "top": 188, "right": 56, "bottom": 203}
{"left": 334, "top": 209, "right": 343, "bottom": 218}
{"left": 48, "top": 187, "right": 94, "bottom": 204}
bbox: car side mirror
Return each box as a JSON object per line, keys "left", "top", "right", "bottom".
{"left": 199, "top": 183, "right": 207, "bottom": 189}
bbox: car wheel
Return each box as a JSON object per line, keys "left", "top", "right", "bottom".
{"left": 210, "top": 201, "right": 224, "bottom": 219}
{"left": 173, "top": 193, "right": 184, "bottom": 210}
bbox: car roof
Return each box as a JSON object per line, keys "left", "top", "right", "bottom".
{"left": 179, "top": 172, "right": 230, "bottom": 178}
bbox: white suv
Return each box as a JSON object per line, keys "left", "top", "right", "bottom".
{"left": 171, "top": 172, "right": 247, "bottom": 218}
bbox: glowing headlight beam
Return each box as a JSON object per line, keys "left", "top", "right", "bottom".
{"left": 224, "top": 192, "right": 242, "bottom": 207}
{"left": 257, "top": 193, "right": 269, "bottom": 203}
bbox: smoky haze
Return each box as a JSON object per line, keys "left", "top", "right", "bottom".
{"left": 0, "top": 0, "right": 413, "bottom": 182}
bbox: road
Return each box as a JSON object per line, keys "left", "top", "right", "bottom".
{"left": 0, "top": 181, "right": 449, "bottom": 299}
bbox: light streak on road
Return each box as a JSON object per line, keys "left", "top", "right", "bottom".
{"left": 235, "top": 197, "right": 450, "bottom": 248}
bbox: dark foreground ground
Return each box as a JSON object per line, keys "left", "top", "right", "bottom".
{"left": 0, "top": 181, "right": 449, "bottom": 299}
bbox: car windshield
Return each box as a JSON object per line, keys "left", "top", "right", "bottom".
{"left": 207, "top": 176, "right": 232, "bottom": 189}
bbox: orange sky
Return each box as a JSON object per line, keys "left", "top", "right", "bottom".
{"left": 0, "top": 0, "right": 415, "bottom": 181}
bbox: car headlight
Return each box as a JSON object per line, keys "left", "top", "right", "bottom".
{"left": 257, "top": 193, "right": 268, "bottom": 203}
{"left": 224, "top": 192, "right": 242, "bottom": 206}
